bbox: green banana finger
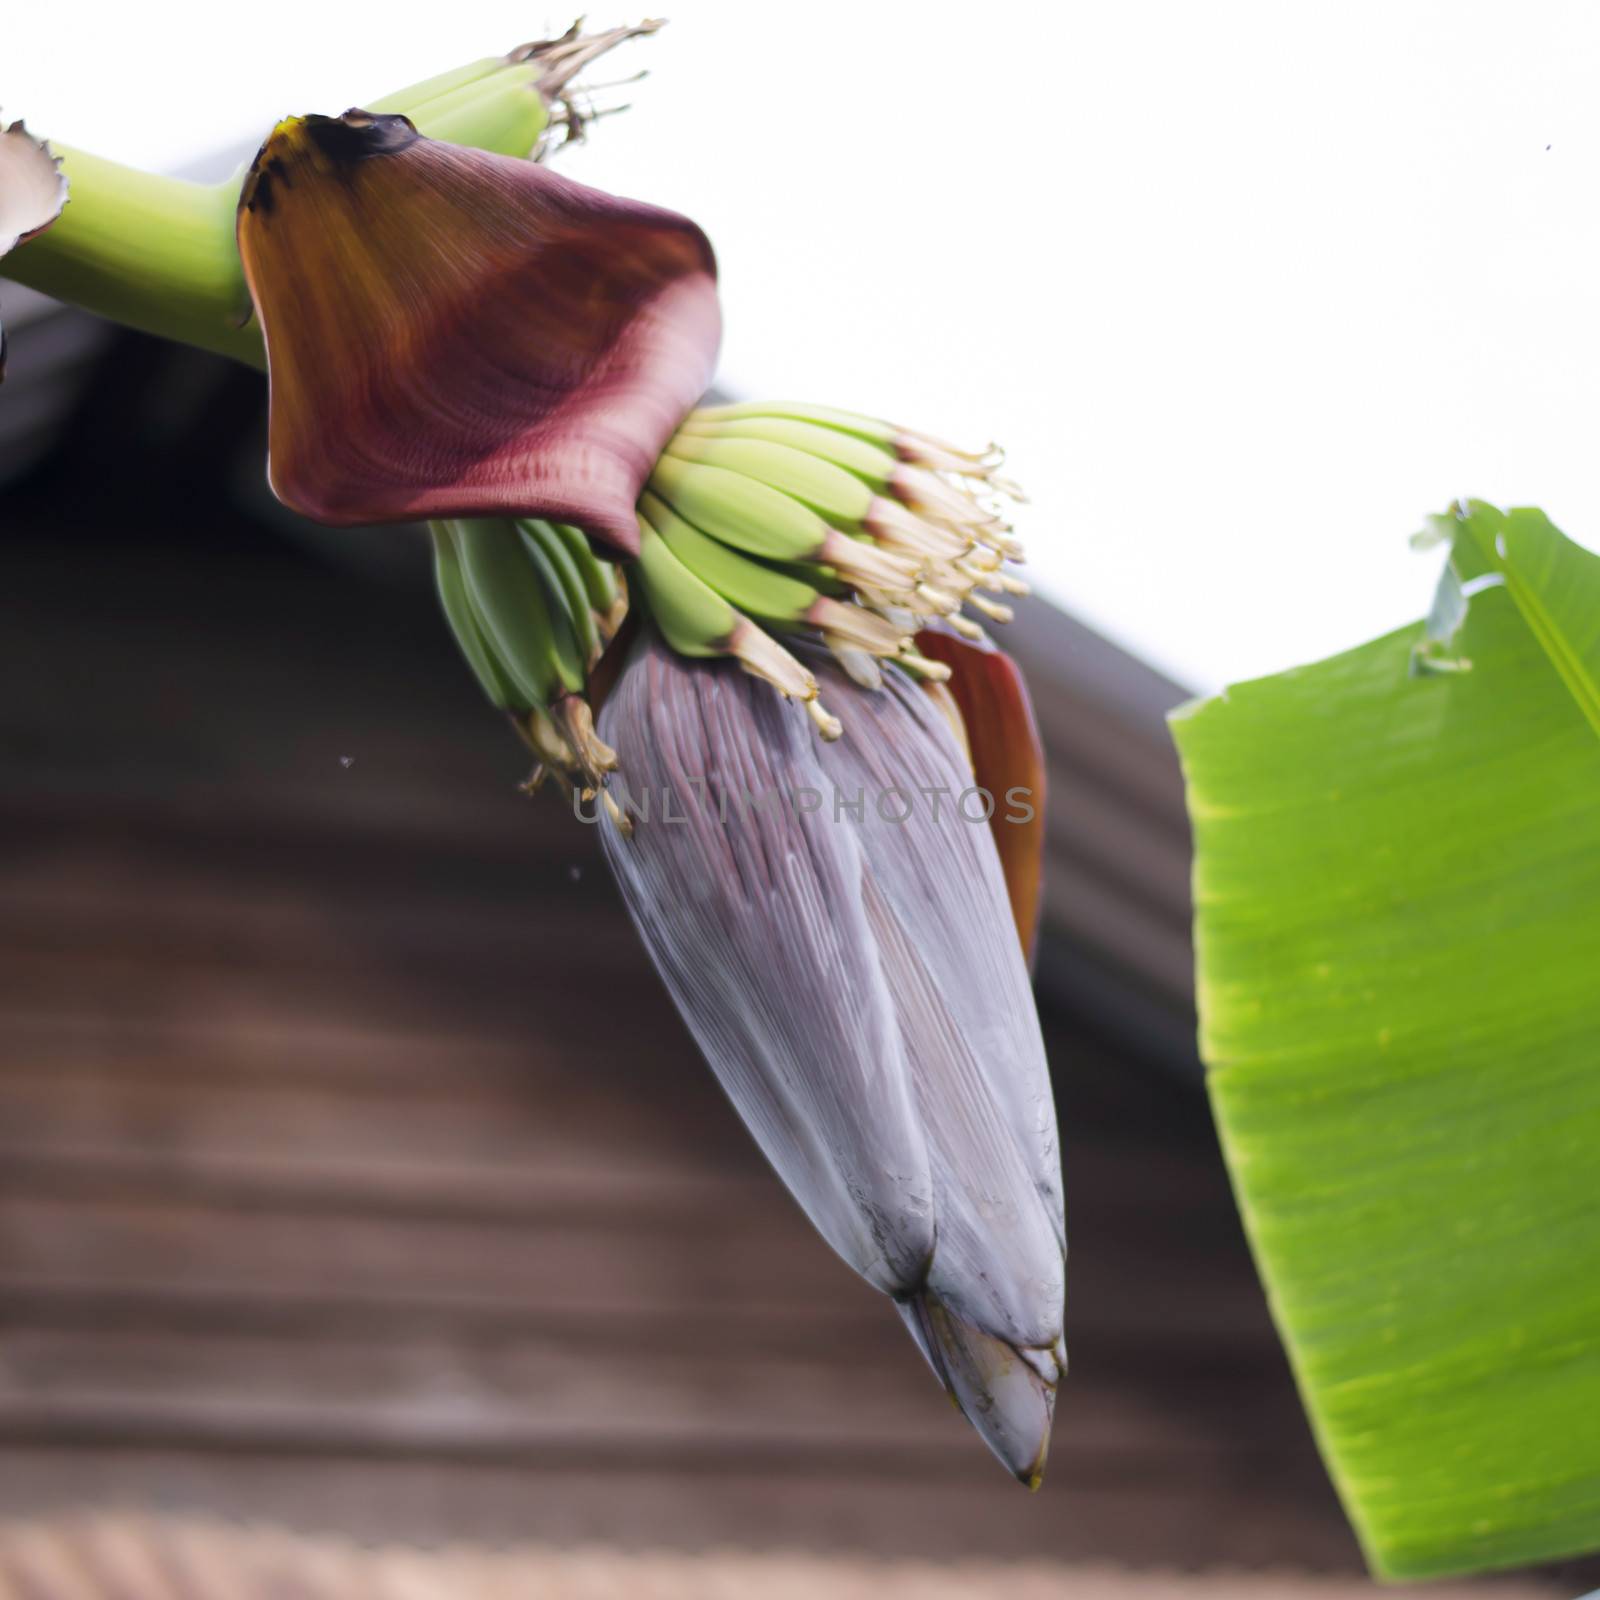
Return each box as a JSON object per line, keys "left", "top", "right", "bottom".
{"left": 692, "top": 400, "right": 897, "bottom": 450}
{"left": 517, "top": 524, "right": 589, "bottom": 696}
{"left": 677, "top": 413, "right": 897, "bottom": 489}
{"left": 429, "top": 522, "right": 526, "bottom": 711}
{"left": 520, "top": 519, "right": 602, "bottom": 669}
{"left": 647, "top": 456, "right": 918, "bottom": 595}
{"left": 665, "top": 432, "right": 986, "bottom": 582}
{"left": 648, "top": 455, "right": 831, "bottom": 562}
{"left": 547, "top": 519, "right": 619, "bottom": 615}
{"left": 664, "top": 434, "right": 877, "bottom": 530}
{"left": 692, "top": 399, "right": 1005, "bottom": 480}
{"left": 640, "top": 490, "right": 909, "bottom": 693}
{"left": 452, "top": 517, "right": 565, "bottom": 709}
{"left": 639, "top": 490, "right": 820, "bottom": 625}
{"left": 634, "top": 508, "right": 840, "bottom": 737}
{"left": 634, "top": 509, "right": 736, "bottom": 656}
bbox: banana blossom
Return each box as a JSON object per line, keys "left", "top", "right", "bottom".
{"left": 601, "top": 630, "right": 1061, "bottom": 1482}
{"left": 0, "top": 29, "right": 1062, "bottom": 1483}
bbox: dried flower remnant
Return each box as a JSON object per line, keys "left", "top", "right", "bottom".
{"left": 0, "top": 119, "right": 68, "bottom": 379}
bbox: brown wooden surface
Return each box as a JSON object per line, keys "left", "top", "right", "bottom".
{"left": 0, "top": 386, "right": 1585, "bottom": 1588}
{"left": 0, "top": 1515, "right": 1563, "bottom": 1600}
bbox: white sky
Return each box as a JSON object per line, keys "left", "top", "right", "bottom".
{"left": 8, "top": 0, "right": 1600, "bottom": 690}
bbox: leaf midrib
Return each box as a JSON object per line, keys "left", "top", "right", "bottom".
{"left": 1460, "top": 512, "right": 1600, "bottom": 744}
{"left": 1499, "top": 566, "right": 1600, "bottom": 742}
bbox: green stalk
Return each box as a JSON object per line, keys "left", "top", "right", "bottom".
{"left": 411, "top": 73, "right": 548, "bottom": 153}
{"left": 0, "top": 51, "right": 553, "bottom": 368}
{"left": 365, "top": 54, "right": 512, "bottom": 115}
{"left": 1, "top": 147, "right": 257, "bottom": 363}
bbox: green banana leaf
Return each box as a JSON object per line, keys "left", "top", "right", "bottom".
{"left": 1169, "top": 501, "right": 1600, "bottom": 1581}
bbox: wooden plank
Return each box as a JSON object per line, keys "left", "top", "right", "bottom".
{"left": 0, "top": 1144, "right": 774, "bottom": 1225}
{"left": 0, "top": 1192, "right": 858, "bottom": 1315}
{"left": 0, "top": 1321, "right": 1305, "bottom": 1485}
{"left": 0, "top": 1066, "right": 751, "bottom": 1180}
{"left": 0, "top": 1010, "right": 676, "bottom": 1094}
{"left": 0, "top": 1453, "right": 1362, "bottom": 1570}
{"left": 0, "top": 1515, "right": 1550, "bottom": 1600}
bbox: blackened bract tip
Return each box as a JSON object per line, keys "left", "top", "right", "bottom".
{"left": 301, "top": 109, "right": 421, "bottom": 164}
{"left": 238, "top": 115, "right": 719, "bottom": 547}
{"left": 242, "top": 109, "right": 421, "bottom": 216}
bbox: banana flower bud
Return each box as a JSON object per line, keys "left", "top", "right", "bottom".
{"left": 597, "top": 630, "right": 1064, "bottom": 1485}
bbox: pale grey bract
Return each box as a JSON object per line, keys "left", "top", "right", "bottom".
{"left": 599, "top": 632, "right": 1065, "bottom": 1483}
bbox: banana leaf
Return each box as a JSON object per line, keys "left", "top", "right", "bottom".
{"left": 1170, "top": 501, "right": 1600, "bottom": 1581}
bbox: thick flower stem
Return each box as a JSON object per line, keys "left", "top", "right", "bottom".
{"left": 0, "top": 51, "right": 555, "bottom": 368}
{"left": 0, "top": 147, "right": 258, "bottom": 362}
{"left": 364, "top": 54, "right": 514, "bottom": 116}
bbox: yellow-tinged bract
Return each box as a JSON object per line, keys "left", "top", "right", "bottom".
{"left": 236, "top": 110, "right": 719, "bottom": 553}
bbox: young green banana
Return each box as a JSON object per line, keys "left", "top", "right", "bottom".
{"left": 641, "top": 490, "right": 822, "bottom": 622}
{"left": 634, "top": 507, "right": 842, "bottom": 739}
{"left": 451, "top": 517, "right": 569, "bottom": 709}
{"left": 664, "top": 431, "right": 977, "bottom": 567}
{"left": 665, "top": 433, "right": 877, "bottom": 529}
{"left": 680, "top": 408, "right": 1022, "bottom": 563}
{"left": 446, "top": 516, "right": 618, "bottom": 790}
{"left": 693, "top": 399, "right": 1020, "bottom": 489}
{"left": 646, "top": 457, "right": 918, "bottom": 596}
{"left": 430, "top": 522, "right": 526, "bottom": 711}
{"left": 640, "top": 491, "right": 925, "bottom": 690}
{"left": 515, "top": 525, "right": 590, "bottom": 696}
{"left": 547, "top": 519, "right": 621, "bottom": 620}
{"left": 519, "top": 518, "right": 602, "bottom": 669}
{"left": 677, "top": 412, "right": 899, "bottom": 487}
{"left": 694, "top": 400, "right": 907, "bottom": 450}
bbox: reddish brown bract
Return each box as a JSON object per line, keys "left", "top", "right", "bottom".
{"left": 916, "top": 628, "right": 1047, "bottom": 964}
{"left": 236, "top": 111, "right": 720, "bottom": 554}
